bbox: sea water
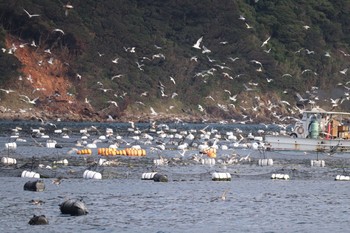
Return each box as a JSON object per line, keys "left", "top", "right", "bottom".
{"left": 0, "top": 120, "right": 349, "bottom": 233}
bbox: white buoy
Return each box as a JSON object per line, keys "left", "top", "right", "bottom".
{"left": 83, "top": 170, "right": 102, "bottom": 179}
{"left": 98, "top": 158, "right": 112, "bottom": 166}
{"left": 212, "top": 172, "right": 231, "bottom": 181}
{"left": 271, "top": 173, "right": 290, "bottom": 180}
{"left": 54, "top": 129, "right": 63, "bottom": 134}
{"left": 46, "top": 140, "right": 57, "bottom": 148}
{"left": 1, "top": 157, "right": 17, "bottom": 165}
{"left": 5, "top": 142, "right": 17, "bottom": 150}
{"left": 310, "top": 160, "right": 325, "bottom": 167}
{"left": 80, "top": 129, "right": 88, "bottom": 134}
{"left": 141, "top": 172, "right": 158, "bottom": 180}
{"left": 153, "top": 158, "right": 167, "bottom": 166}
{"left": 335, "top": 175, "right": 350, "bottom": 181}
{"left": 131, "top": 145, "right": 142, "bottom": 150}
{"left": 21, "top": 170, "right": 40, "bottom": 178}
{"left": 108, "top": 144, "right": 118, "bottom": 149}
{"left": 258, "top": 159, "right": 274, "bottom": 166}
{"left": 201, "top": 158, "right": 216, "bottom": 166}
{"left": 53, "top": 159, "right": 69, "bottom": 165}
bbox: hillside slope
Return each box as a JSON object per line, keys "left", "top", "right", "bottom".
{"left": 0, "top": 0, "right": 350, "bottom": 123}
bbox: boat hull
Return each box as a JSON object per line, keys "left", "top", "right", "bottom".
{"left": 264, "top": 135, "right": 350, "bottom": 152}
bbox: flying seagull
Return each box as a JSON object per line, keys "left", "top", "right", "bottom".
{"left": 339, "top": 68, "right": 348, "bottom": 75}
{"left": 52, "top": 28, "right": 65, "bottom": 35}
{"left": 63, "top": 3, "right": 73, "bottom": 16}
{"left": 0, "top": 88, "right": 15, "bottom": 94}
{"left": 150, "top": 107, "right": 158, "bottom": 115}
{"left": 192, "top": 36, "right": 203, "bottom": 49}
{"left": 261, "top": 36, "right": 271, "bottom": 47}
{"left": 19, "top": 95, "right": 39, "bottom": 104}
{"left": 23, "top": 8, "right": 40, "bottom": 18}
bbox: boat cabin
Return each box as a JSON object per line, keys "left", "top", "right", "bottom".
{"left": 292, "top": 108, "right": 350, "bottom": 139}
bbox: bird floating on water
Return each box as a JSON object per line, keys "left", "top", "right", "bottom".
{"left": 52, "top": 177, "right": 64, "bottom": 185}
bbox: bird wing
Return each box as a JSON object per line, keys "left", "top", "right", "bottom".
{"left": 23, "top": 8, "right": 30, "bottom": 16}
{"left": 263, "top": 36, "right": 271, "bottom": 46}
{"left": 196, "top": 36, "right": 203, "bottom": 45}
{"left": 19, "top": 95, "right": 30, "bottom": 101}
{"left": 32, "top": 97, "right": 39, "bottom": 102}
{"left": 193, "top": 37, "right": 203, "bottom": 48}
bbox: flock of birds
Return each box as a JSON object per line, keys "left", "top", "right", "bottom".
{"left": 4, "top": 120, "right": 278, "bottom": 174}
{"left": 1, "top": 3, "right": 350, "bottom": 127}
{"left": 2, "top": 120, "right": 288, "bottom": 204}
{"left": 0, "top": 4, "right": 75, "bottom": 113}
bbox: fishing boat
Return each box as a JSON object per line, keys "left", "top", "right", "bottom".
{"left": 264, "top": 108, "right": 350, "bottom": 152}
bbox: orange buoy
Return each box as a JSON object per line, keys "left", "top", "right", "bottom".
{"left": 131, "top": 149, "right": 137, "bottom": 156}
{"left": 207, "top": 151, "right": 216, "bottom": 158}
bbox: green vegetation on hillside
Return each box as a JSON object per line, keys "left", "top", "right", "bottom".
{"left": 1, "top": 0, "right": 350, "bottom": 120}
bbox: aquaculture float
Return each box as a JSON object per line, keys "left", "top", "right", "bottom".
{"left": 59, "top": 199, "right": 88, "bottom": 216}
{"left": 265, "top": 108, "right": 350, "bottom": 152}
{"left": 23, "top": 180, "right": 45, "bottom": 192}
{"left": 28, "top": 215, "right": 49, "bottom": 225}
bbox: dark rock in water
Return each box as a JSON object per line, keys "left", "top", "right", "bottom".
{"left": 28, "top": 215, "right": 48, "bottom": 225}
{"left": 153, "top": 173, "right": 168, "bottom": 182}
{"left": 59, "top": 199, "right": 88, "bottom": 216}
{"left": 24, "top": 180, "right": 45, "bottom": 192}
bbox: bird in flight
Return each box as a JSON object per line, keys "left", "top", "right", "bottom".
{"left": 198, "top": 104, "right": 204, "bottom": 112}
{"left": 63, "top": 3, "right": 73, "bottom": 16}
{"left": 0, "top": 88, "right": 15, "bottom": 94}
{"left": 193, "top": 36, "right": 203, "bottom": 49}
{"left": 150, "top": 107, "right": 158, "bottom": 115}
{"left": 19, "top": 95, "right": 39, "bottom": 104}
{"left": 169, "top": 76, "right": 176, "bottom": 84}
{"left": 261, "top": 36, "right": 271, "bottom": 47}
{"left": 52, "top": 28, "right": 65, "bottom": 35}
{"left": 23, "top": 8, "right": 40, "bottom": 18}
{"left": 111, "top": 74, "right": 124, "bottom": 80}
{"left": 340, "top": 68, "right": 348, "bottom": 75}
{"left": 239, "top": 15, "right": 246, "bottom": 21}
{"left": 107, "top": 101, "right": 119, "bottom": 107}
{"left": 245, "top": 23, "right": 253, "bottom": 29}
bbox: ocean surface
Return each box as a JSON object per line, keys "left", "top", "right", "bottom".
{"left": 0, "top": 120, "right": 349, "bottom": 233}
